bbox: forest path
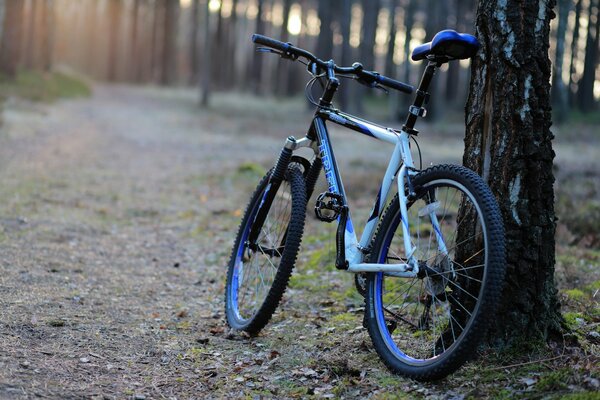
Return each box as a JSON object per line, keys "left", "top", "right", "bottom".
{"left": 0, "top": 85, "right": 598, "bottom": 399}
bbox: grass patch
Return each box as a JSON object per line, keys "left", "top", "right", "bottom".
{"left": 0, "top": 69, "right": 91, "bottom": 102}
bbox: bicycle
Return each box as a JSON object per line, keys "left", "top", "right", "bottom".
{"left": 224, "top": 29, "right": 506, "bottom": 381}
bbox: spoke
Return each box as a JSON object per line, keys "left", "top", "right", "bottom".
{"left": 447, "top": 293, "right": 474, "bottom": 318}
{"left": 383, "top": 277, "right": 420, "bottom": 314}
{"left": 462, "top": 248, "right": 484, "bottom": 265}
{"left": 384, "top": 306, "right": 419, "bottom": 330}
{"left": 446, "top": 278, "right": 479, "bottom": 302}
{"left": 431, "top": 298, "right": 444, "bottom": 355}
{"left": 422, "top": 233, "right": 482, "bottom": 264}
{"left": 443, "top": 290, "right": 457, "bottom": 343}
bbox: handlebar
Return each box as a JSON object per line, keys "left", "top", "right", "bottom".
{"left": 251, "top": 34, "right": 414, "bottom": 95}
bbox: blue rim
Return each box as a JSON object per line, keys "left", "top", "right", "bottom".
{"left": 374, "top": 210, "right": 434, "bottom": 365}
{"left": 230, "top": 185, "right": 268, "bottom": 322}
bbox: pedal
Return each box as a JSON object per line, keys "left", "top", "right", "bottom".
{"left": 314, "top": 192, "right": 345, "bottom": 222}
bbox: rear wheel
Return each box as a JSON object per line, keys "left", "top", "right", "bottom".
{"left": 225, "top": 166, "right": 306, "bottom": 334}
{"left": 364, "top": 165, "right": 505, "bottom": 380}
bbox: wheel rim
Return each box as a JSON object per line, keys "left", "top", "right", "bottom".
{"left": 231, "top": 179, "right": 293, "bottom": 323}
{"left": 374, "top": 179, "right": 489, "bottom": 365}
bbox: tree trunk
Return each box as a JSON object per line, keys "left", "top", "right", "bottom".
{"left": 568, "top": 0, "right": 582, "bottom": 107}
{"left": 200, "top": 0, "right": 210, "bottom": 106}
{"left": 577, "top": 0, "right": 599, "bottom": 112}
{"left": 551, "top": 0, "right": 571, "bottom": 123}
{"left": 463, "top": 0, "right": 562, "bottom": 345}
{"left": 276, "top": 0, "right": 292, "bottom": 96}
{"left": 107, "top": 0, "right": 122, "bottom": 81}
{"left": 25, "top": 0, "right": 38, "bottom": 69}
{"left": 0, "top": 0, "right": 25, "bottom": 78}
{"left": 316, "top": 1, "right": 334, "bottom": 60}
{"left": 160, "top": 0, "right": 178, "bottom": 85}
{"left": 130, "top": 0, "right": 141, "bottom": 81}
{"left": 386, "top": 0, "right": 399, "bottom": 120}
{"left": 356, "top": 0, "right": 381, "bottom": 111}
{"left": 401, "top": 0, "right": 415, "bottom": 110}
{"left": 189, "top": 0, "right": 199, "bottom": 85}
{"left": 39, "top": 0, "right": 54, "bottom": 72}
{"left": 339, "top": 0, "right": 353, "bottom": 110}
{"left": 251, "top": 0, "right": 265, "bottom": 94}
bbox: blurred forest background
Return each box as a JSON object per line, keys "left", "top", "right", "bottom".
{"left": 0, "top": 0, "right": 599, "bottom": 121}
{"left": 0, "top": 1, "right": 599, "bottom": 397}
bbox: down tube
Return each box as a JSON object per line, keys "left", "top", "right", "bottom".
{"left": 312, "top": 117, "right": 361, "bottom": 264}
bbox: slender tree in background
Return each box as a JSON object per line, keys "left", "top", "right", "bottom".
{"left": 552, "top": 0, "right": 571, "bottom": 123}
{"left": 578, "top": 0, "right": 599, "bottom": 112}
{"left": 463, "top": 0, "right": 562, "bottom": 344}
{"left": 160, "top": 0, "right": 178, "bottom": 85}
{"left": 200, "top": 0, "right": 210, "bottom": 106}
{"left": 107, "top": 0, "right": 122, "bottom": 81}
{"left": 189, "top": 0, "right": 200, "bottom": 84}
{"left": 24, "top": 0, "right": 39, "bottom": 69}
{"left": 39, "top": 0, "right": 54, "bottom": 72}
{"left": 130, "top": 0, "right": 142, "bottom": 81}
{"left": 568, "top": 0, "right": 582, "bottom": 107}
{"left": 0, "top": 0, "right": 24, "bottom": 78}
{"left": 338, "top": 0, "right": 353, "bottom": 110}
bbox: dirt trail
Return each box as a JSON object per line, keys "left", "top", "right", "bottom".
{"left": 0, "top": 85, "right": 598, "bottom": 399}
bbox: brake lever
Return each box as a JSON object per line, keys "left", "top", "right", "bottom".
{"left": 374, "top": 84, "right": 389, "bottom": 95}
{"left": 356, "top": 77, "right": 389, "bottom": 94}
{"left": 256, "top": 47, "right": 298, "bottom": 61}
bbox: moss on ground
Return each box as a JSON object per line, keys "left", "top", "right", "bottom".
{"left": 0, "top": 70, "right": 91, "bottom": 102}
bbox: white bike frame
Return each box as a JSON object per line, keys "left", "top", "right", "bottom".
{"left": 292, "top": 108, "right": 449, "bottom": 277}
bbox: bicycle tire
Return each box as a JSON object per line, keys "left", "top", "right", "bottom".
{"left": 364, "top": 164, "right": 505, "bottom": 381}
{"left": 225, "top": 165, "right": 306, "bottom": 334}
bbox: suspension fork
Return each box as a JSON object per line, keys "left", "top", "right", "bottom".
{"left": 247, "top": 136, "right": 296, "bottom": 247}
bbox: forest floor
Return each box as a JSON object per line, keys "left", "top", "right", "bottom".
{"left": 0, "top": 85, "right": 598, "bottom": 399}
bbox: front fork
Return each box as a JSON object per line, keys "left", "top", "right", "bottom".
{"left": 247, "top": 136, "right": 317, "bottom": 249}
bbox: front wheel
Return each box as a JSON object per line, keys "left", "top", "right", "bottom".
{"left": 225, "top": 166, "right": 306, "bottom": 334}
{"left": 364, "top": 164, "right": 505, "bottom": 381}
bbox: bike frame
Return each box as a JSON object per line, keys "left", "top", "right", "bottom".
{"left": 287, "top": 60, "right": 448, "bottom": 276}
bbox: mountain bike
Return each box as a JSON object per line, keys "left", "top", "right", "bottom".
{"left": 224, "top": 30, "right": 506, "bottom": 381}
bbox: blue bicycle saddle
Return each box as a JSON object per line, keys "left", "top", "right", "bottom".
{"left": 411, "top": 30, "right": 479, "bottom": 61}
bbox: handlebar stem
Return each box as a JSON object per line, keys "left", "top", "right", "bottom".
{"left": 319, "top": 61, "right": 340, "bottom": 108}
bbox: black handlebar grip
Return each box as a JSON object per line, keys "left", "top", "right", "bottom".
{"left": 376, "top": 74, "right": 414, "bottom": 94}
{"left": 251, "top": 34, "right": 290, "bottom": 53}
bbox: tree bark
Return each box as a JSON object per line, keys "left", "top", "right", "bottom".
{"left": 0, "top": 0, "right": 25, "bottom": 78}
{"left": 463, "top": 0, "right": 562, "bottom": 345}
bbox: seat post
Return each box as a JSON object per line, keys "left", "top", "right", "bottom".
{"left": 402, "top": 60, "right": 441, "bottom": 135}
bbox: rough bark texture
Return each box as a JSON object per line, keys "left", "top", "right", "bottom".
{"left": 463, "top": 0, "right": 562, "bottom": 346}
{"left": 0, "top": 0, "right": 25, "bottom": 77}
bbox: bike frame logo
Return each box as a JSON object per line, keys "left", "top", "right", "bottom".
{"left": 319, "top": 135, "right": 338, "bottom": 193}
